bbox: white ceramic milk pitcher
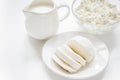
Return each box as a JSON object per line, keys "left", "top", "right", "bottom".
{"left": 23, "top": 0, "right": 70, "bottom": 40}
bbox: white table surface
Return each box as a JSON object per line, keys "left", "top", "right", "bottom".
{"left": 0, "top": 0, "right": 120, "bottom": 80}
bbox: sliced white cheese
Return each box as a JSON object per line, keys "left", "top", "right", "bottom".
{"left": 61, "top": 45, "right": 86, "bottom": 66}
{"left": 67, "top": 36, "right": 94, "bottom": 63}
{"left": 52, "top": 55, "right": 76, "bottom": 73}
{"left": 55, "top": 48, "right": 82, "bottom": 71}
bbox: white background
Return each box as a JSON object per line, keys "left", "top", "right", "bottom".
{"left": 0, "top": 0, "right": 120, "bottom": 80}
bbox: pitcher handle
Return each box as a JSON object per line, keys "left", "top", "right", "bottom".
{"left": 56, "top": 3, "right": 70, "bottom": 21}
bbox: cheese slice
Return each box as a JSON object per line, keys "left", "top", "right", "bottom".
{"left": 61, "top": 45, "right": 86, "bottom": 66}
{"left": 55, "top": 48, "right": 82, "bottom": 71}
{"left": 67, "top": 36, "right": 94, "bottom": 63}
{"left": 52, "top": 55, "right": 76, "bottom": 73}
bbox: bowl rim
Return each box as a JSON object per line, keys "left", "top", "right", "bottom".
{"left": 71, "top": 0, "right": 120, "bottom": 27}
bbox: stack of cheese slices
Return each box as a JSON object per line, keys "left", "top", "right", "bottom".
{"left": 52, "top": 36, "right": 95, "bottom": 73}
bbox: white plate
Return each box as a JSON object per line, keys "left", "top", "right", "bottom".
{"left": 42, "top": 31, "right": 109, "bottom": 79}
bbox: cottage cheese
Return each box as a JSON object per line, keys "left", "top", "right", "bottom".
{"left": 76, "top": 0, "right": 120, "bottom": 25}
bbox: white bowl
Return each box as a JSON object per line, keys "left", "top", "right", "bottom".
{"left": 72, "top": 0, "right": 120, "bottom": 35}
{"left": 42, "top": 31, "right": 109, "bottom": 79}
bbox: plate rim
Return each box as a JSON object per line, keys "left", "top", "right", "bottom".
{"left": 42, "top": 31, "right": 109, "bottom": 79}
